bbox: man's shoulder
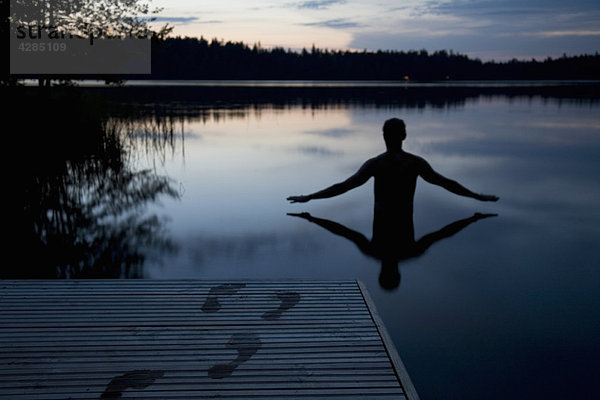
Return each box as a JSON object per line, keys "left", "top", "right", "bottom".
{"left": 368, "top": 152, "right": 389, "bottom": 162}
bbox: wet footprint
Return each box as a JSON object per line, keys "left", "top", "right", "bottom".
{"left": 100, "top": 370, "right": 164, "bottom": 399}
{"left": 208, "top": 332, "right": 261, "bottom": 379}
{"left": 202, "top": 283, "right": 246, "bottom": 313}
{"left": 261, "top": 291, "right": 300, "bottom": 321}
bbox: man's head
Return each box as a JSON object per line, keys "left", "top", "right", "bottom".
{"left": 379, "top": 259, "right": 401, "bottom": 290}
{"left": 382, "top": 118, "right": 406, "bottom": 151}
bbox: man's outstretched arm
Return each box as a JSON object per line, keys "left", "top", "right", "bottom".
{"left": 288, "top": 159, "right": 374, "bottom": 203}
{"left": 287, "top": 212, "right": 373, "bottom": 255}
{"left": 418, "top": 158, "right": 499, "bottom": 202}
{"left": 414, "top": 213, "right": 497, "bottom": 255}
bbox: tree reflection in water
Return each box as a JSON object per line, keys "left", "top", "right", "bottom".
{"left": 15, "top": 89, "right": 179, "bottom": 278}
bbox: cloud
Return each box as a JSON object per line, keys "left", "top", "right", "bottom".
{"left": 415, "top": 0, "right": 581, "bottom": 18}
{"left": 152, "top": 17, "right": 222, "bottom": 25}
{"left": 303, "top": 18, "right": 361, "bottom": 29}
{"left": 533, "top": 30, "right": 600, "bottom": 38}
{"left": 411, "top": 0, "right": 600, "bottom": 33}
{"left": 294, "top": 0, "right": 347, "bottom": 10}
{"left": 153, "top": 17, "right": 198, "bottom": 23}
{"left": 417, "top": 1, "right": 540, "bottom": 18}
{"left": 296, "top": 145, "right": 344, "bottom": 156}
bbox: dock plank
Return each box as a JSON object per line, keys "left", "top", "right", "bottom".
{"left": 0, "top": 280, "right": 418, "bottom": 399}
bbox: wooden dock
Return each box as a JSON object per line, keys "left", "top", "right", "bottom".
{"left": 0, "top": 280, "right": 419, "bottom": 399}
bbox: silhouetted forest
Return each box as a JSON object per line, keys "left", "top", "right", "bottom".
{"left": 148, "top": 36, "right": 600, "bottom": 81}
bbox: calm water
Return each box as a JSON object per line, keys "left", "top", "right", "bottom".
{"left": 17, "top": 84, "right": 600, "bottom": 399}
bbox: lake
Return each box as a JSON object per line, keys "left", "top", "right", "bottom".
{"left": 15, "top": 82, "right": 600, "bottom": 399}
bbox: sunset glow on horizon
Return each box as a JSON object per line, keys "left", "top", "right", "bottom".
{"left": 152, "top": 0, "right": 600, "bottom": 61}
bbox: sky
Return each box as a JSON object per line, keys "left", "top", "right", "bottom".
{"left": 151, "top": 0, "right": 600, "bottom": 61}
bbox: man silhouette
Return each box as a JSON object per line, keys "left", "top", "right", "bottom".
{"left": 287, "top": 118, "right": 498, "bottom": 216}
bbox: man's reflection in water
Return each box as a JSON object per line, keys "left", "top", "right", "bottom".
{"left": 288, "top": 211, "right": 496, "bottom": 290}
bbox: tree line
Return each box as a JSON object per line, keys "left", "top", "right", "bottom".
{"left": 149, "top": 36, "right": 600, "bottom": 81}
